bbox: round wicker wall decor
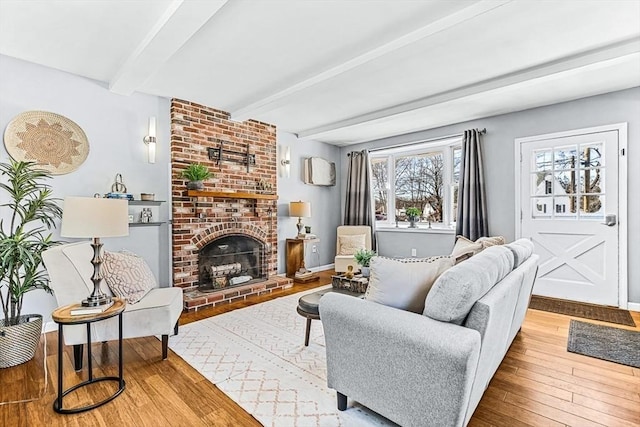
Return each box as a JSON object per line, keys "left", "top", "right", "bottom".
{"left": 3, "top": 110, "right": 89, "bottom": 175}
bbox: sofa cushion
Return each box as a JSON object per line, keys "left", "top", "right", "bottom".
{"left": 102, "top": 250, "right": 157, "bottom": 304}
{"left": 451, "top": 236, "right": 483, "bottom": 264}
{"left": 337, "top": 234, "right": 366, "bottom": 255}
{"left": 504, "top": 238, "right": 534, "bottom": 268}
{"left": 364, "top": 255, "right": 454, "bottom": 313}
{"left": 423, "top": 246, "right": 514, "bottom": 324}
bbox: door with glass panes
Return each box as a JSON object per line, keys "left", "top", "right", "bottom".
{"left": 519, "top": 130, "right": 619, "bottom": 306}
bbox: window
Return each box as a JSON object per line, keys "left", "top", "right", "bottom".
{"left": 370, "top": 138, "right": 461, "bottom": 229}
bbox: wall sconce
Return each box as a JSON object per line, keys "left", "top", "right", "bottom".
{"left": 279, "top": 145, "right": 290, "bottom": 178}
{"left": 143, "top": 116, "right": 156, "bottom": 164}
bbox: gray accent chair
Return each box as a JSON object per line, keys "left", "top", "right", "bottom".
{"left": 320, "top": 239, "right": 538, "bottom": 427}
{"left": 43, "top": 242, "right": 183, "bottom": 370}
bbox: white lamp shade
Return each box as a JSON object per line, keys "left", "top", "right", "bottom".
{"left": 289, "top": 201, "right": 311, "bottom": 218}
{"left": 61, "top": 197, "right": 129, "bottom": 238}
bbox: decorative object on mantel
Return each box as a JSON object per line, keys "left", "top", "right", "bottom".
{"left": 303, "top": 157, "right": 336, "bottom": 186}
{"left": 3, "top": 110, "right": 90, "bottom": 175}
{"left": 0, "top": 160, "right": 63, "bottom": 368}
{"left": 182, "top": 163, "right": 212, "bottom": 190}
{"left": 256, "top": 178, "right": 273, "bottom": 193}
{"left": 289, "top": 201, "right": 311, "bottom": 237}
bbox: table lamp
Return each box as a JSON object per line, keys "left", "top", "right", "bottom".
{"left": 289, "top": 201, "right": 311, "bottom": 236}
{"left": 60, "top": 197, "right": 129, "bottom": 307}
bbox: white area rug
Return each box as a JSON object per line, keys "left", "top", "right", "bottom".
{"left": 169, "top": 287, "right": 396, "bottom": 427}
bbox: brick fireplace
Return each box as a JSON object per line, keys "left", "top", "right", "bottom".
{"left": 170, "top": 99, "right": 292, "bottom": 311}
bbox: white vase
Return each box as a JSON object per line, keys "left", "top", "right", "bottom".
{"left": 360, "top": 266, "right": 370, "bottom": 277}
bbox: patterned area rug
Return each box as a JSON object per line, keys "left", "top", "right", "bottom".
{"left": 567, "top": 320, "right": 640, "bottom": 368}
{"left": 169, "top": 287, "right": 396, "bottom": 427}
{"left": 529, "top": 295, "right": 636, "bottom": 326}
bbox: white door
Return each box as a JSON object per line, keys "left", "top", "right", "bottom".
{"left": 519, "top": 130, "right": 620, "bottom": 306}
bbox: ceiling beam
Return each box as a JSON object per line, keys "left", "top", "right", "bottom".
{"left": 229, "top": 0, "right": 511, "bottom": 121}
{"left": 297, "top": 37, "right": 640, "bottom": 140}
{"left": 109, "top": 0, "right": 228, "bottom": 95}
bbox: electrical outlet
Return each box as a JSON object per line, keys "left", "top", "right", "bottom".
{"left": 411, "top": 248, "right": 417, "bottom": 257}
{"left": 312, "top": 245, "right": 317, "bottom": 253}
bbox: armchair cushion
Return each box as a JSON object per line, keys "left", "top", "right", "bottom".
{"left": 364, "top": 255, "right": 454, "bottom": 313}
{"left": 337, "top": 234, "right": 366, "bottom": 255}
{"left": 102, "top": 250, "right": 157, "bottom": 304}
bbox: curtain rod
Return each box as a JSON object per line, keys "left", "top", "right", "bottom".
{"left": 367, "top": 128, "right": 486, "bottom": 153}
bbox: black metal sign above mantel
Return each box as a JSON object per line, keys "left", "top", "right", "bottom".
{"left": 207, "top": 140, "right": 256, "bottom": 172}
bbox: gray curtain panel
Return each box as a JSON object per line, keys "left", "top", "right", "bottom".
{"left": 456, "top": 129, "right": 488, "bottom": 240}
{"left": 344, "top": 150, "right": 376, "bottom": 248}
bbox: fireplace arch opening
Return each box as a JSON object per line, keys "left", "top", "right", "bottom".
{"left": 198, "top": 234, "right": 266, "bottom": 291}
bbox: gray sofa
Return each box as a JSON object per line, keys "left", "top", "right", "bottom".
{"left": 319, "top": 239, "right": 538, "bottom": 427}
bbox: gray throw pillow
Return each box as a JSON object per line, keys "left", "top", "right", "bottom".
{"left": 364, "top": 255, "right": 454, "bottom": 313}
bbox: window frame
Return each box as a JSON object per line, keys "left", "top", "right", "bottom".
{"left": 370, "top": 137, "right": 462, "bottom": 230}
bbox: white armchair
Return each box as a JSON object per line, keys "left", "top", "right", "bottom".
{"left": 334, "top": 225, "right": 372, "bottom": 273}
{"left": 43, "top": 242, "right": 183, "bottom": 370}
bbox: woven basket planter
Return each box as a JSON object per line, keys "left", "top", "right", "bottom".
{"left": 0, "top": 314, "right": 43, "bottom": 368}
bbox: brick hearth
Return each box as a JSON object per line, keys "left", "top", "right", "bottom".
{"left": 171, "top": 99, "right": 292, "bottom": 311}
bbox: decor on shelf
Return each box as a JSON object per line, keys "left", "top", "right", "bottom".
{"left": 181, "top": 163, "right": 212, "bottom": 190}
{"left": 60, "top": 197, "right": 129, "bottom": 307}
{"left": 353, "top": 248, "right": 376, "bottom": 277}
{"left": 0, "top": 160, "right": 63, "bottom": 368}
{"left": 279, "top": 145, "right": 290, "bottom": 178}
{"left": 3, "top": 110, "right": 90, "bottom": 175}
{"left": 406, "top": 207, "right": 421, "bottom": 228}
{"left": 142, "top": 116, "right": 157, "bottom": 164}
{"left": 289, "top": 201, "right": 311, "bottom": 236}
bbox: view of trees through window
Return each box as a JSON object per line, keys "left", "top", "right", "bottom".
{"left": 371, "top": 140, "right": 461, "bottom": 228}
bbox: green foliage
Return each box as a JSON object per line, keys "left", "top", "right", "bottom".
{"left": 353, "top": 248, "right": 376, "bottom": 267}
{"left": 405, "top": 207, "right": 421, "bottom": 218}
{"left": 181, "top": 163, "right": 212, "bottom": 181}
{"left": 0, "top": 160, "right": 62, "bottom": 325}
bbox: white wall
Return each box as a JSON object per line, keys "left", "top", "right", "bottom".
{"left": 276, "top": 131, "right": 342, "bottom": 272}
{"left": 0, "top": 55, "right": 171, "bottom": 323}
{"left": 340, "top": 87, "right": 640, "bottom": 304}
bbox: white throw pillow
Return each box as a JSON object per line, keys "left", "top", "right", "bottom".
{"left": 476, "top": 235, "right": 505, "bottom": 249}
{"left": 364, "top": 256, "right": 455, "bottom": 313}
{"left": 102, "top": 251, "right": 157, "bottom": 304}
{"left": 338, "top": 234, "right": 366, "bottom": 255}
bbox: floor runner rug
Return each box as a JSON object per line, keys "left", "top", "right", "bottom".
{"left": 567, "top": 320, "right": 640, "bottom": 368}
{"left": 529, "top": 295, "right": 636, "bottom": 326}
{"left": 169, "top": 287, "right": 396, "bottom": 426}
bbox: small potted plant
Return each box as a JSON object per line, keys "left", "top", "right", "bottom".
{"left": 405, "top": 207, "right": 421, "bottom": 228}
{"left": 0, "top": 160, "right": 62, "bottom": 368}
{"left": 181, "top": 163, "right": 212, "bottom": 190}
{"left": 353, "top": 248, "right": 376, "bottom": 277}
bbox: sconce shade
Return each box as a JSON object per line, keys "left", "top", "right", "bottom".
{"left": 61, "top": 197, "right": 129, "bottom": 238}
{"left": 279, "top": 145, "right": 290, "bottom": 178}
{"left": 289, "top": 201, "right": 311, "bottom": 218}
{"left": 144, "top": 116, "right": 157, "bottom": 164}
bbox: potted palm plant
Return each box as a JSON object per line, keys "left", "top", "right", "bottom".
{"left": 0, "top": 160, "right": 62, "bottom": 368}
{"left": 181, "top": 163, "right": 212, "bottom": 190}
{"left": 405, "top": 207, "right": 421, "bottom": 228}
{"left": 354, "top": 248, "right": 376, "bottom": 277}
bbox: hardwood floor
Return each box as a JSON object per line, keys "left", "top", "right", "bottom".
{"left": 1, "top": 270, "right": 639, "bottom": 427}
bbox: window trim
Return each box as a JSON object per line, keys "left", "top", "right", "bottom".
{"left": 370, "top": 137, "right": 462, "bottom": 230}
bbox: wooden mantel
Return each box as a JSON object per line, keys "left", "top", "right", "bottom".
{"left": 187, "top": 190, "right": 277, "bottom": 200}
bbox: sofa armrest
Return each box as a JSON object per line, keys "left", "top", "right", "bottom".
{"left": 319, "top": 292, "right": 481, "bottom": 427}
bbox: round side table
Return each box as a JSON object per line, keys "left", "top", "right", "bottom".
{"left": 52, "top": 297, "right": 126, "bottom": 414}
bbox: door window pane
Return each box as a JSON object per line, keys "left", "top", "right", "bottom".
{"left": 553, "top": 197, "right": 575, "bottom": 218}
{"left": 579, "top": 195, "right": 604, "bottom": 217}
{"left": 554, "top": 146, "right": 577, "bottom": 170}
{"left": 554, "top": 171, "right": 576, "bottom": 196}
{"left": 580, "top": 168, "right": 603, "bottom": 194}
{"left": 531, "top": 197, "right": 552, "bottom": 218}
{"left": 580, "top": 143, "right": 603, "bottom": 167}
{"left": 534, "top": 150, "right": 552, "bottom": 172}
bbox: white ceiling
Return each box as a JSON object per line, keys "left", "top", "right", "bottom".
{"left": 1, "top": 0, "right": 639, "bottom": 146}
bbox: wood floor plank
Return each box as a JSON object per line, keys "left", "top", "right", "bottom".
{"left": 477, "top": 395, "right": 564, "bottom": 427}
{"left": 502, "top": 392, "right": 605, "bottom": 427}
{"left": 572, "top": 392, "right": 640, "bottom": 424}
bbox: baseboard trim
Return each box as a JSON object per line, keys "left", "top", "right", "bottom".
{"left": 627, "top": 302, "right": 640, "bottom": 313}
{"left": 310, "top": 263, "right": 334, "bottom": 272}
{"left": 43, "top": 321, "right": 57, "bottom": 333}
